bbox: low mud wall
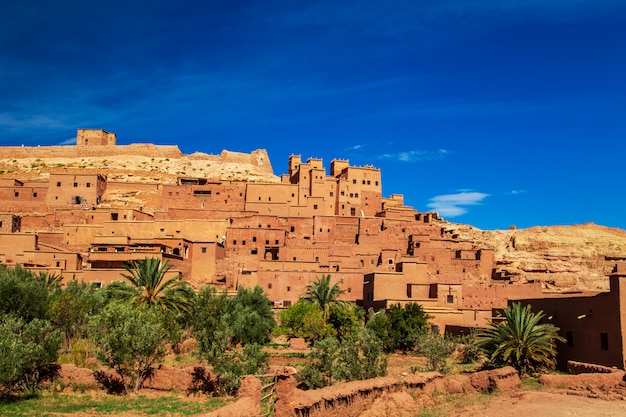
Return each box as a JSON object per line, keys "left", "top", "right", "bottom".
{"left": 286, "top": 373, "right": 443, "bottom": 417}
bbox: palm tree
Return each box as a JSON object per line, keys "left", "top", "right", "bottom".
{"left": 112, "top": 258, "right": 194, "bottom": 314}
{"left": 475, "top": 302, "right": 565, "bottom": 375}
{"left": 301, "top": 274, "right": 349, "bottom": 323}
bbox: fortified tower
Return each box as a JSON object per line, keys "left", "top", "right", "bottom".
{"left": 76, "top": 129, "right": 116, "bottom": 146}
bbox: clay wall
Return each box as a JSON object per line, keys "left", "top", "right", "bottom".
{"left": 157, "top": 208, "right": 233, "bottom": 221}
{"left": 22, "top": 249, "right": 82, "bottom": 271}
{"left": 462, "top": 282, "right": 543, "bottom": 310}
{"left": 94, "top": 219, "right": 228, "bottom": 243}
{"left": 36, "top": 232, "right": 64, "bottom": 246}
{"left": 0, "top": 233, "right": 37, "bottom": 264}
{"left": 258, "top": 267, "right": 362, "bottom": 304}
{"left": 161, "top": 182, "right": 246, "bottom": 211}
{"left": 0, "top": 183, "right": 48, "bottom": 209}
{"left": 515, "top": 278, "right": 624, "bottom": 369}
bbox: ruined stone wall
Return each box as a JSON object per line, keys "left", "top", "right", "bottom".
{"left": 0, "top": 144, "right": 182, "bottom": 159}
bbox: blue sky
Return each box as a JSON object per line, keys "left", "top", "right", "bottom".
{"left": 1, "top": 1, "right": 625, "bottom": 231}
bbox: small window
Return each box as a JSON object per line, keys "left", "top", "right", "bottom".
{"left": 446, "top": 294, "right": 454, "bottom": 304}
{"left": 33, "top": 192, "right": 37, "bottom": 197}
{"left": 14, "top": 191, "right": 18, "bottom": 197}
{"left": 313, "top": 204, "right": 318, "bottom": 209}
{"left": 601, "top": 333, "right": 609, "bottom": 350}
{"left": 56, "top": 182, "right": 61, "bottom": 187}
{"left": 367, "top": 180, "right": 371, "bottom": 185}
{"left": 56, "top": 261, "right": 60, "bottom": 267}
{"left": 388, "top": 258, "right": 393, "bottom": 264}
{"left": 73, "top": 182, "right": 78, "bottom": 187}
{"left": 242, "top": 240, "right": 246, "bottom": 245}
{"left": 406, "top": 284, "right": 412, "bottom": 298}
{"left": 330, "top": 192, "right": 334, "bottom": 197}
{"left": 251, "top": 248, "right": 258, "bottom": 254}
{"left": 352, "top": 179, "right": 356, "bottom": 184}
{"left": 268, "top": 283, "right": 272, "bottom": 289}
{"left": 253, "top": 237, "right": 257, "bottom": 242}
{"left": 232, "top": 240, "right": 237, "bottom": 245}
{"left": 86, "top": 182, "right": 91, "bottom": 188}
{"left": 201, "top": 247, "right": 207, "bottom": 253}
{"left": 287, "top": 286, "right": 291, "bottom": 291}
{"left": 375, "top": 181, "right": 379, "bottom": 186}
{"left": 275, "top": 239, "right": 279, "bottom": 244}
{"left": 290, "top": 226, "right": 295, "bottom": 232}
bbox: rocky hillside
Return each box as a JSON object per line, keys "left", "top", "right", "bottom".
{"left": 449, "top": 223, "right": 626, "bottom": 292}
{"left": 0, "top": 145, "right": 280, "bottom": 184}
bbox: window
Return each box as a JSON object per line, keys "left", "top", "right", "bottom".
{"left": 56, "top": 182, "right": 61, "bottom": 187}
{"left": 330, "top": 192, "right": 334, "bottom": 197}
{"left": 86, "top": 182, "right": 91, "bottom": 188}
{"left": 290, "top": 226, "right": 295, "bottom": 232}
{"left": 388, "top": 258, "right": 393, "bottom": 264}
{"left": 251, "top": 248, "right": 257, "bottom": 254}
{"left": 362, "top": 180, "right": 365, "bottom": 184}
{"left": 33, "top": 192, "right": 37, "bottom": 197}
{"left": 275, "top": 239, "right": 279, "bottom": 244}
{"left": 14, "top": 192, "right": 18, "bottom": 197}
{"left": 352, "top": 179, "right": 356, "bottom": 184}
{"left": 115, "top": 247, "right": 124, "bottom": 252}
{"left": 201, "top": 247, "right": 207, "bottom": 253}
{"left": 232, "top": 240, "right": 237, "bottom": 245}
{"left": 566, "top": 331, "right": 574, "bottom": 347}
{"left": 242, "top": 240, "right": 246, "bottom": 246}
{"left": 287, "top": 286, "right": 291, "bottom": 291}
{"left": 268, "top": 283, "right": 272, "bottom": 289}
{"left": 56, "top": 261, "right": 60, "bottom": 267}
{"left": 73, "top": 182, "right": 78, "bottom": 187}
{"left": 367, "top": 180, "right": 370, "bottom": 185}
{"left": 253, "top": 237, "right": 257, "bottom": 242}
{"left": 349, "top": 193, "right": 354, "bottom": 198}
{"left": 406, "top": 284, "right": 412, "bottom": 298}
{"left": 446, "top": 294, "right": 454, "bottom": 304}
{"left": 375, "top": 181, "right": 379, "bottom": 186}
{"left": 601, "top": 333, "right": 609, "bottom": 350}
{"left": 313, "top": 204, "right": 318, "bottom": 209}
{"left": 341, "top": 191, "right": 345, "bottom": 196}
{"left": 355, "top": 193, "right": 358, "bottom": 198}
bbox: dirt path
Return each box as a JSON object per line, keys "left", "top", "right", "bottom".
{"left": 456, "top": 390, "right": 626, "bottom": 417}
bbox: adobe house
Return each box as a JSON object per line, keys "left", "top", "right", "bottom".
{"left": 47, "top": 173, "right": 107, "bottom": 206}
{"left": 514, "top": 263, "right": 626, "bottom": 370}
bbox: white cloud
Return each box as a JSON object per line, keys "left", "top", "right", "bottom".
{"left": 427, "top": 191, "right": 489, "bottom": 218}
{"left": 375, "top": 149, "right": 449, "bottom": 162}
{"left": 58, "top": 137, "right": 77, "bottom": 145}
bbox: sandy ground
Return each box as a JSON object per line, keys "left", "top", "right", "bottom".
{"left": 455, "top": 390, "right": 626, "bottom": 417}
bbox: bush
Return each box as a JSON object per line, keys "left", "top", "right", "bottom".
{"left": 0, "top": 316, "right": 62, "bottom": 397}
{"left": 0, "top": 264, "right": 50, "bottom": 321}
{"left": 415, "top": 332, "right": 457, "bottom": 373}
{"left": 90, "top": 303, "right": 178, "bottom": 394}
{"left": 297, "top": 329, "right": 387, "bottom": 390}
{"left": 366, "top": 303, "right": 430, "bottom": 352}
